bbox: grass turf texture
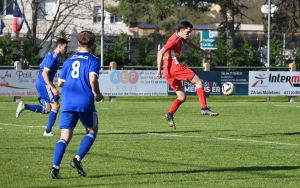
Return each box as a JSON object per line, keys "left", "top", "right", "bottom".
{"left": 0, "top": 96, "right": 300, "bottom": 187}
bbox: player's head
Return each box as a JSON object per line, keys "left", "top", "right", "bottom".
{"left": 55, "top": 38, "right": 68, "bottom": 55}
{"left": 176, "top": 21, "right": 193, "bottom": 40}
{"left": 77, "top": 31, "right": 95, "bottom": 51}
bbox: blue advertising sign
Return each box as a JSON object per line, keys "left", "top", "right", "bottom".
{"left": 200, "top": 31, "right": 218, "bottom": 50}
{"left": 167, "top": 71, "right": 249, "bottom": 96}
{"left": 220, "top": 71, "right": 249, "bottom": 95}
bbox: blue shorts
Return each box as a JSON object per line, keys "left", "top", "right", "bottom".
{"left": 59, "top": 111, "right": 98, "bottom": 130}
{"left": 36, "top": 83, "right": 60, "bottom": 107}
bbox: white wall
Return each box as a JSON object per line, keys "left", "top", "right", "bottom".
{"left": 1, "top": 0, "right": 131, "bottom": 56}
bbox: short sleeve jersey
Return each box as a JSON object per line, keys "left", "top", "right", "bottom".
{"left": 163, "top": 32, "right": 186, "bottom": 67}
{"left": 59, "top": 52, "right": 100, "bottom": 112}
{"left": 36, "top": 51, "right": 60, "bottom": 86}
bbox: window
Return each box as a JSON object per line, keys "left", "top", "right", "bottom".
{"left": 37, "top": 0, "right": 56, "bottom": 20}
{"left": 110, "top": 15, "right": 121, "bottom": 23}
{"left": 93, "top": 6, "right": 105, "bottom": 23}
{"left": 0, "top": 0, "right": 14, "bottom": 16}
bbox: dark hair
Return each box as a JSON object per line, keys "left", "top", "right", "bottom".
{"left": 176, "top": 21, "right": 193, "bottom": 32}
{"left": 56, "top": 38, "right": 68, "bottom": 46}
{"left": 77, "top": 31, "right": 95, "bottom": 49}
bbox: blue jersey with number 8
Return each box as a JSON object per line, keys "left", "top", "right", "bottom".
{"left": 59, "top": 51, "right": 100, "bottom": 112}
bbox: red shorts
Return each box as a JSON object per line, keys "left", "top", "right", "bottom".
{"left": 163, "top": 63, "right": 195, "bottom": 91}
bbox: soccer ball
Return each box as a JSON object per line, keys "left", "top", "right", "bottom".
{"left": 222, "top": 82, "right": 235, "bottom": 95}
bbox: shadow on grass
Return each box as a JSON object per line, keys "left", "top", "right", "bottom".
{"left": 74, "top": 129, "right": 234, "bottom": 136}
{"left": 249, "top": 132, "right": 300, "bottom": 137}
{"left": 30, "top": 165, "right": 300, "bottom": 186}
{"left": 88, "top": 165, "right": 300, "bottom": 179}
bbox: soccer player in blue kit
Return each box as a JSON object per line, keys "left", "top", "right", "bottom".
{"left": 15, "top": 38, "right": 68, "bottom": 136}
{"left": 50, "top": 31, "right": 103, "bottom": 179}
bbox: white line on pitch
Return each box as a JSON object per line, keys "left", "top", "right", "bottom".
{"left": 1, "top": 122, "right": 298, "bottom": 146}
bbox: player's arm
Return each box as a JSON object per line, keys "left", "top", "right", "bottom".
{"left": 57, "top": 79, "right": 64, "bottom": 87}
{"left": 89, "top": 73, "right": 103, "bottom": 102}
{"left": 58, "top": 61, "right": 68, "bottom": 87}
{"left": 185, "top": 40, "right": 207, "bottom": 55}
{"left": 42, "top": 68, "right": 59, "bottom": 95}
{"left": 156, "top": 47, "right": 166, "bottom": 79}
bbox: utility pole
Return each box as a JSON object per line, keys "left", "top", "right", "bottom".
{"left": 100, "top": 0, "right": 104, "bottom": 70}
{"left": 266, "top": 0, "right": 271, "bottom": 101}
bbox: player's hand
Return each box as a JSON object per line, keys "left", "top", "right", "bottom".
{"left": 95, "top": 93, "right": 104, "bottom": 102}
{"left": 52, "top": 87, "right": 60, "bottom": 96}
{"left": 156, "top": 71, "right": 162, "bottom": 79}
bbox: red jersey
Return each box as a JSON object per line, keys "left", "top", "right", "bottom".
{"left": 163, "top": 32, "right": 186, "bottom": 67}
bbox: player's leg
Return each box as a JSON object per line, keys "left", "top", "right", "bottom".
{"left": 164, "top": 86, "right": 186, "bottom": 130}
{"left": 164, "top": 64, "right": 197, "bottom": 129}
{"left": 163, "top": 68, "right": 185, "bottom": 130}
{"left": 16, "top": 84, "right": 51, "bottom": 118}
{"left": 51, "top": 111, "right": 77, "bottom": 179}
{"left": 190, "top": 75, "right": 218, "bottom": 116}
{"left": 70, "top": 112, "right": 98, "bottom": 177}
{"left": 42, "top": 86, "right": 60, "bottom": 136}
{"left": 44, "top": 98, "right": 60, "bottom": 136}
{"left": 15, "top": 99, "right": 46, "bottom": 118}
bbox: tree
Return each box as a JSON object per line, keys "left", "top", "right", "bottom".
{"left": 104, "top": 33, "right": 132, "bottom": 66}
{"left": 0, "top": 34, "right": 21, "bottom": 65}
{"left": 110, "top": 0, "right": 250, "bottom": 48}
{"left": 136, "top": 37, "right": 155, "bottom": 66}
{"left": 269, "top": 37, "right": 284, "bottom": 66}
{"left": 106, "top": 0, "right": 216, "bottom": 35}
{"left": 21, "top": 33, "right": 42, "bottom": 65}
{"left": 211, "top": 32, "right": 232, "bottom": 66}
{"left": 18, "top": 0, "right": 94, "bottom": 54}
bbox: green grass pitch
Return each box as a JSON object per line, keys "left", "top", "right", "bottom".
{"left": 0, "top": 96, "right": 300, "bottom": 188}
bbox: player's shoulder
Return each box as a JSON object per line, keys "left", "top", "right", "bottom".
{"left": 42, "top": 51, "right": 58, "bottom": 64}
{"left": 167, "top": 33, "right": 179, "bottom": 43}
{"left": 47, "top": 51, "right": 57, "bottom": 59}
{"left": 86, "top": 53, "right": 100, "bottom": 64}
{"left": 87, "top": 53, "right": 99, "bottom": 60}
{"left": 169, "top": 32, "right": 178, "bottom": 39}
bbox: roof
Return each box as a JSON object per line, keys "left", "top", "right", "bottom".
{"left": 135, "top": 23, "right": 264, "bottom": 31}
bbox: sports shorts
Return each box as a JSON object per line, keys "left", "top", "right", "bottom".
{"left": 59, "top": 111, "right": 98, "bottom": 129}
{"left": 163, "top": 63, "right": 195, "bottom": 91}
{"left": 36, "top": 83, "right": 60, "bottom": 107}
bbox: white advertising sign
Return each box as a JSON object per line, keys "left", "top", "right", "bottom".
{"left": 99, "top": 70, "right": 168, "bottom": 96}
{"left": 0, "top": 70, "right": 61, "bottom": 97}
{"left": 249, "top": 71, "right": 300, "bottom": 96}
{"left": 0, "top": 70, "right": 167, "bottom": 97}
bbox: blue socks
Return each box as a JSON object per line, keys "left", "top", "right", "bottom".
{"left": 45, "top": 110, "right": 58, "bottom": 133}
{"left": 52, "top": 133, "right": 97, "bottom": 168}
{"left": 76, "top": 133, "right": 96, "bottom": 161}
{"left": 25, "top": 104, "right": 45, "bottom": 113}
{"left": 52, "top": 139, "right": 67, "bottom": 168}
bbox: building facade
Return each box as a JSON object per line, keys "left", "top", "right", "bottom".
{"left": 0, "top": 0, "right": 130, "bottom": 55}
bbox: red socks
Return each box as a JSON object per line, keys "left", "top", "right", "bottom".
{"left": 169, "top": 99, "right": 182, "bottom": 115}
{"left": 196, "top": 88, "right": 207, "bottom": 108}
{"left": 168, "top": 88, "right": 207, "bottom": 115}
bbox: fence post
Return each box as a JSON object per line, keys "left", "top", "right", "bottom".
{"left": 109, "top": 61, "right": 117, "bottom": 102}
{"left": 203, "top": 62, "right": 210, "bottom": 102}
{"left": 14, "top": 61, "right": 22, "bottom": 102}
{"left": 203, "top": 62, "right": 210, "bottom": 71}
{"left": 288, "top": 62, "right": 296, "bottom": 102}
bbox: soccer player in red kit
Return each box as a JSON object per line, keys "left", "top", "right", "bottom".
{"left": 156, "top": 21, "right": 218, "bottom": 130}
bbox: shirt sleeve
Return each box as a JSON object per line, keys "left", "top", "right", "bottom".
{"left": 44, "top": 54, "right": 55, "bottom": 70}
{"left": 89, "top": 58, "right": 100, "bottom": 77}
{"left": 59, "top": 61, "right": 68, "bottom": 82}
{"left": 163, "top": 38, "right": 177, "bottom": 51}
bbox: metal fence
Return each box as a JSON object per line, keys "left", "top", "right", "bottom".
{"left": 99, "top": 32, "right": 300, "bottom": 66}
{"left": 1, "top": 31, "right": 300, "bottom": 67}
